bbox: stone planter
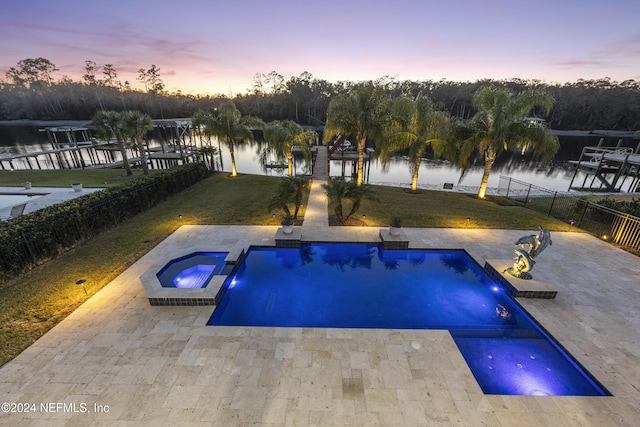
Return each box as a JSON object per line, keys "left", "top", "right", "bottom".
{"left": 389, "top": 226, "right": 401, "bottom": 236}
{"left": 282, "top": 225, "right": 294, "bottom": 234}
{"left": 22, "top": 181, "right": 32, "bottom": 190}
{"left": 72, "top": 183, "right": 83, "bottom": 192}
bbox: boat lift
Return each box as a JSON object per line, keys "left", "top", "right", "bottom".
{"left": 568, "top": 138, "right": 640, "bottom": 192}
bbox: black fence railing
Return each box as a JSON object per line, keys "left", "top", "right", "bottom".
{"left": 498, "top": 176, "right": 640, "bottom": 255}
{"left": 0, "top": 163, "right": 213, "bottom": 279}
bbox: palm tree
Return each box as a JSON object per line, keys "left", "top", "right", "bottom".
{"left": 193, "top": 101, "right": 259, "bottom": 177}
{"left": 323, "top": 82, "right": 390, "bottom": 186}
{"left": 192, "top": 109, "right": 221, "bottom": 170}
{"left": 322, "top": 178, "right": 377, "bottom": 224}
{"left": 194, "top": 146, "right": 219, "bottom": 171}
{"left": 92, "top": 110, "right": 133, "bottom": 175}
{"left": 268, "top": 176, "right": 311, "bottom": 219}
{"left": 261, "top": 120, "right": 317, "bottom": 176}
{"left": 459, "top": 85, "right": 559, "bottom": 199}
{"left": 122, "top": 110, "right": 154, "bottom": 175}
{"left": 287, "top": 175, "right": 311, "bottom": 219}
{"left": 379, "top": 96, "right": 454, "bottom": 191}
{"left": 343, "top": 182, "right": 378, "bottom": 222}
{"left": 268, "top": 180, "right": 294, "bottom": 218}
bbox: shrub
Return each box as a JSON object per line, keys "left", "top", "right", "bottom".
{"left": 0, "top": 163, "right": 212, "bottom": 281}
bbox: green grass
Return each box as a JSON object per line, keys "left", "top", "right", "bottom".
{"left": 0, "top": 172, "right": 569, "bottom": 367}
{"left": 0, "top": 169, "right": 148, "bottom": 187}
{"left": 356, "top": 187, "right": 572, "bottom": 230}
{"left": 0, "top": 173, "right": 296, "bottom": 366}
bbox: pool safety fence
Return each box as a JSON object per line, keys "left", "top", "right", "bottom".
{"left": 498, "top": 176, "right": 640, "bottom": 254}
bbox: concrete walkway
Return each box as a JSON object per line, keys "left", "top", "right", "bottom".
{"left": 302, "top": 146, "right": 329, "bottom": 228}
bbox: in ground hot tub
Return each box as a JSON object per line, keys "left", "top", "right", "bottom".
{"left": 156, "top": 252, "right": 228, "bottom": 288}
{"left": 140, "top": 245, "right": 244, "bottom": 306}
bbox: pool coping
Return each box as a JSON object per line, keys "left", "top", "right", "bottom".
{"left": 484, "top": 259, "right": 559, "bottom": 299}
{"left": 139, "top": 242, "right": 250, "bottom": 306}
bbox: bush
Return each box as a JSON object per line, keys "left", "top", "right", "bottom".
{"left": 594, "top": 197, "right": 640, "bottom": 217}
{"left": 0, "top": 163, "right": 212, "bottom": 281}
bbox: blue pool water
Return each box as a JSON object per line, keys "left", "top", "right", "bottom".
{"left": 208, "top": 243, "right": 608, "bottom": 396}
{"left": 156, "top": 252, "right": 228, "bottom": 288}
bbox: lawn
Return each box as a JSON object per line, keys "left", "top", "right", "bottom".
{"left": 0, "top": 173, "right": 296, "bottom": 366}
{"left": 0, "top": 172, "right": 568, "bottom": 366}
{"left": 0, "top": 169, "right": 149, "bottom": 187}
{"left": 354, "top": 187, "right": 571, "bottom": 230}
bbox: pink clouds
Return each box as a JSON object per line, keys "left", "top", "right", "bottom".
{"left": 1, "top": 0, "right": 640, "bottom": 95}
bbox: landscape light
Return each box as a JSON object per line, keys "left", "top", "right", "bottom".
{"left": 76, "top": 279, "right": 88, "bottom": 295}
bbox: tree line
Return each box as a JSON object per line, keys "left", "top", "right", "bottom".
{"left": 1, "top": 58, "right": 639, "bottom": 130}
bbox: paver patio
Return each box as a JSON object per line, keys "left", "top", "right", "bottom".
{"left": 1, "top": 223, "right": 639, "bottom": 426}
{"left": 1, "top": 152, "right": 639, "bottom": 425}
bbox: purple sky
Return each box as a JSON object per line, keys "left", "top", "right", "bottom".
{"left": 1, "top": 0, "right": 639, "bottom": 95}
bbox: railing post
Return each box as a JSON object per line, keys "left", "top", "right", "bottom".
{"left": 524, "top": 183, "right": 532, "bottom": 206}
{"left": 548, "top": 192, "right": 557, "bottom": 216}
{"left": 506, "top": 178, "right": 512, "bottom": 199}
{"left": 578, "top": 201, "right": 589, "bottom": 228}
{"left": 21, "top": 231, "right": 38, "bottom": 265}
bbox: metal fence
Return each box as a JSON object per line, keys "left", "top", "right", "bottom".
{"left": 498, "top": 176, "right": 640, "bottom": 254}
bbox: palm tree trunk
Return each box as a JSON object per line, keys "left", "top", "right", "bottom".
{"left": 344, "top": 200, "right": 361, "bottom": 221}
{"left": 477, "top": 147, "right": 496, "bottom": 199}
{"left": 334, "top": 199, "right": 344, "bottom": 223}
{"left": 118, "top": 142, "right": 133, "bottom": 176}
{"left": 411, "top": 156, "right": 422, "bottom": 191}
{"left": 229, "top": 141, "right": 238, "bottom": 177}
{"left": 140, "top": 151, "right": 149, "bottom": 175}
{"left": 287, "top": 151, "right": 293, "bottom": 177}
{"left": 140, "top": 141, "right": 150, "bottom": 175}
{"left": 356, "top": 136, "right": 366, "bottom": 186}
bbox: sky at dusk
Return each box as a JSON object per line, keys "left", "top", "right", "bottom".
{"left": 1, "top": 0, "right": 639, "bottom": 96}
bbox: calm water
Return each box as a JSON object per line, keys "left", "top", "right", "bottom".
{"left": 1, "top": 123, "right": 636, "bottom": 192}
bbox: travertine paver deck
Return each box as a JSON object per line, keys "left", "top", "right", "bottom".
{"left": 1, "top": 223, "right": 639, "bottom": 426}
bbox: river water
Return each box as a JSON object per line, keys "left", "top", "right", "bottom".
{"left": 1, "top": 123, "right": 638, "bottom": 193}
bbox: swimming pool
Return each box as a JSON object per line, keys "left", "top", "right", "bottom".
{"left": 208, "top": 243, "right": 608, "bottom": 396}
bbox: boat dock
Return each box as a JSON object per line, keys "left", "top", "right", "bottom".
{"left": 0, "top": 119, "right": 198, "bottom": 171}
{"left": 325, "top": 134, "right": 375, "bottom": 179}
{"left": 568, "top": 139, "right": 640, "bottom": 192}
